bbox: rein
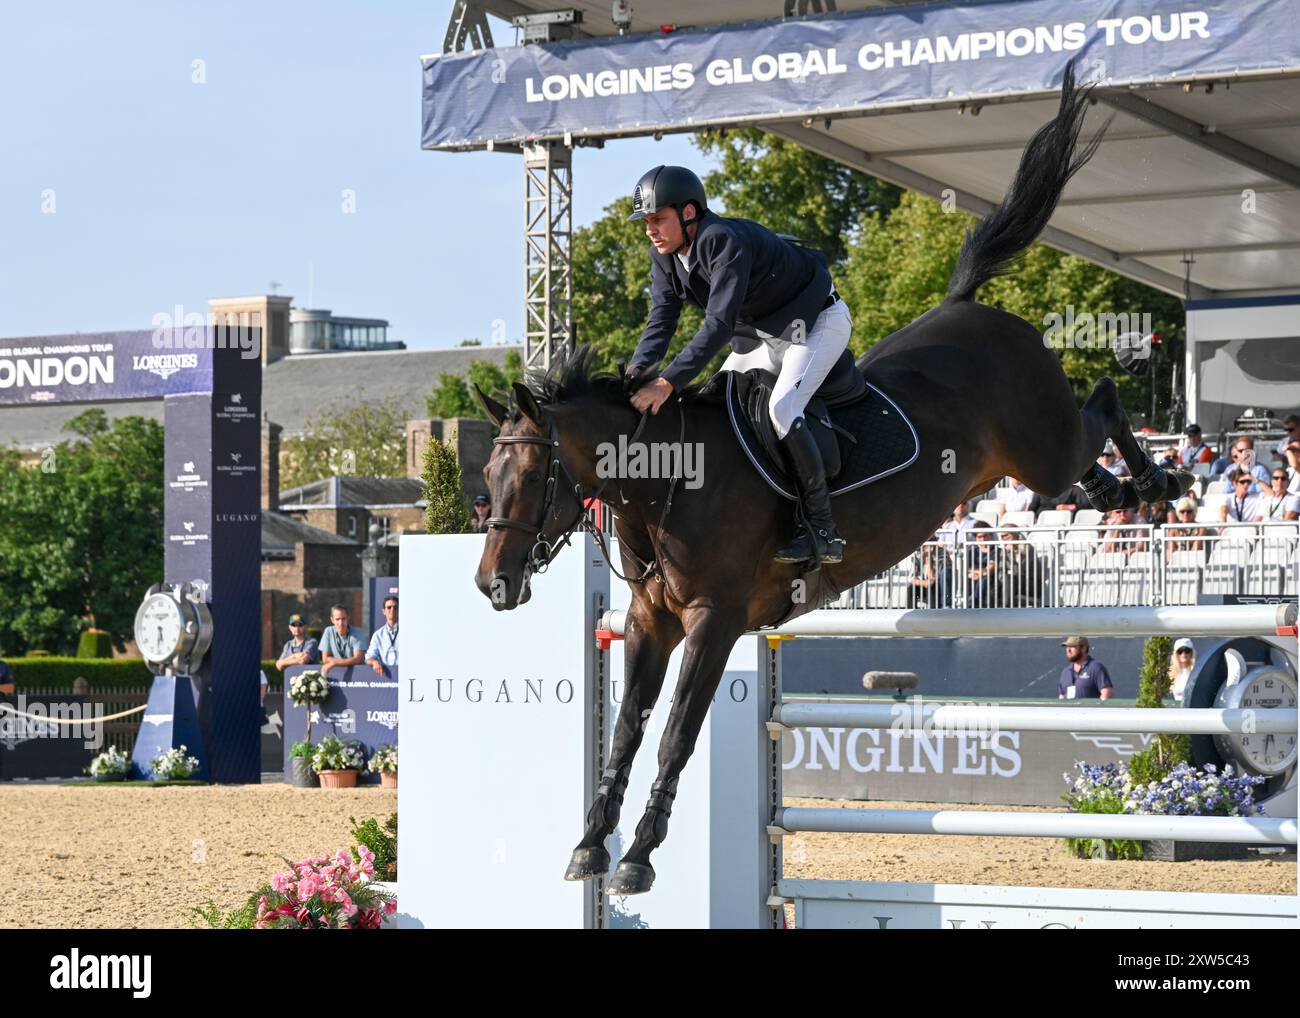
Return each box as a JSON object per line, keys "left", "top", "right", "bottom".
{"left": 486, "top": 399, "right": 688, "bottom": 594}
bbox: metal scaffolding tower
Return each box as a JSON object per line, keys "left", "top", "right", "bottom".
{"left": 523, "top": 142, "right": 573, "bottom": 374}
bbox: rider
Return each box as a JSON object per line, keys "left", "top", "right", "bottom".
{"left": 625, "top": 165, "right": 852, "bottom": 565}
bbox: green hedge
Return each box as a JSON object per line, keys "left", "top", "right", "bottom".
{"left": 10, "top": 658, "right": 287, "bottom": 692}
{"left": 77, "top": 629, "right": 114, "bottom": 659}
{"left": 9, "top": 657, "right": 152, "bottom": 691}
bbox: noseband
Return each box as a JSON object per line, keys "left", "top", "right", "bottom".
{"left": 485, "top": 419, "right": 586, "bottom": 575}
{"left": 485, "top": 408, "right": 669, "bottom": 586}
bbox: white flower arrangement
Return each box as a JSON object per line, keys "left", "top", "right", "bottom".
{"left": 151, "top": 745, "right": 201, "bottom": 781}
{"left": 88, "top": 745, "right": 133, "bottom": 780}
{"left": 312, "top": 735, "right": 366, "bottom": 772}
{"left": 368, "top": 744, "right": 398, "bottom": 775}
{"left": 289, "top": 670, "right": 329, "bottom": 706}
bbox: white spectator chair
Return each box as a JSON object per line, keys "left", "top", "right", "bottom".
{"left": 975, "top": 499, "right": 1002, "bottom": 516}
{"left": 1036, "top": 509, "right": 1073, "bottom": 527}
{"left": 1003, "top": 510, "right": 1035, "bottom": 527}
{"left": 1191, "top": 462, "right": 1213, "bottom": 478}
{"left": 1205, "top": 480, "right": 1228, "bottom": 495}
{"left": 1163, "top": 550, "right": 1205, "bottom": 606}
{"left": 970, "top": 511, "right": 1000, "bottom": 528}
{"left": 1202, "top": 492, "right": 1230, "bottom": 511}
{"left": 1056, "top": 566, "right": 1085, "bottom": 607}
{"left": 993, "top": 487, "right": 1014, "bottom": 504}
{"left": 1082, "top": 550, "right": 1127, "bottom": 606}
{"left": 1119, "top": 565, "right": 1152, "bottom": 604}
{"left": 1246, "top": 539, "right": 1294, "bottom": 596}
{"left": 1203, "top": 541, "right": 1250, "bottom": 595}
{"left": 1195, "top": 507, "right": 1220, "bottom": 524}
{"left": 1220, "top": 523, "right": 1258, "bottom": 546}
{"left": 1073, "top": 508, "right": 1103, "bottom": 527}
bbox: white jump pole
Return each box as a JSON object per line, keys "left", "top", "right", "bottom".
{"left": 599, "top": 603, "right": 1297, "bottom": 640}
{"left": 772, "top": 702, "right": 1299, "bottom": 735}
{"left": 774, "top": 807, "right": 1299, "bottom": 845}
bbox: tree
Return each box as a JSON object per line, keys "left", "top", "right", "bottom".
{"left": 0, "top": 416, "right": 165, "bottom": 655}
{"left": 839, "top": 190, "right": 1183, "bottom": 418}
{"left": 426, "top": 352, "right": 525, "bottom": 422}
{"left": 423, "top": 437, "right": 471, "bottom": 534}
{"left": 280, "top": 395, "right": 407, "bottom": 489}
{"left": 694, "top": 127, "right": 902, "bottom": 265}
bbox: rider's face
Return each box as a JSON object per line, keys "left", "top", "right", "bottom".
{"left": 643, "top": 207, "right": 695, "bottom": 254}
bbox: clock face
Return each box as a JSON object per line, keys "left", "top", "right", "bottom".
{"left": 135, "top": 594, "right": 183, "bottom": 664}
{"left": 1217, "top": 668, "right": 1299, "bottom": 777}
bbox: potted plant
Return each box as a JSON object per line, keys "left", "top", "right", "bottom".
{"left": 87, "top": 745, "right": 134, "bottom": 782}
{"left": 288, "top": 740, "right": 318, "bottom": 788}
{"left": 288, "top": 669, "right": 329, "bottom": 743}
{"left": 369, "top": 745, "right": 398, "bottom": 788}
{"left": 312, "top": 735, "right": 365, "bottom": 788}
{"left": 151, "top": 745, "right": 200, "bottom": 781}
{"left": 254, "top": 846, "right": 396, "bottom": 928}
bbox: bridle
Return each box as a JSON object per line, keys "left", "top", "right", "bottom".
{"left": 485, "top": 403, "right": 682, "bottom": 589}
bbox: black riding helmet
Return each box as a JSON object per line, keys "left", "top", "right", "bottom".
{"left": 628, "top": 165, "right": 707, "bottom": 254}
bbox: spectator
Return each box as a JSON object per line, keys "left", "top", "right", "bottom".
{"left": 996, "top": 526, "right": 1040, "bottom": 606}
{"left": 259, "top": 668, "right": 269, "bottom": 706}
{"left": 1259, "top": 469, "right": 1300, "bottom": 522}
{"left": 1274, "top": 415, "right": 1300, "bottom": 463}
{"left": 998, "top": 478, "right": 1034, "bottom": 516}
{"left": 1284, "top": 442, "right": 1300, "bottom": 494}
{"left": 1097, "top": 440, "right": 1129, "bottom": 477}
{"left": 366, "top": 596, "right": 400, "bottom": 675}
{"left": 0, "top": 656, "right": 13, "bottom": 696}
{"left": 470, "top": 494, "right": 492, "bottom": 533}
{"left": 320, "top": 604, "right": 366, "bottom": 678}
{"left": 1223, "top": 437, "right": 1270, "bottom": 494}
{"left": 1179, "top": 424, "right": 1215, "bottom": 467}
{"left": 964, "top": 521, "right": 998, "bottom": 606}
{"left": 1028, "top": 483, "right": 1087, "bottom": 515}
{"left": 275, "top": 613, "right": 320, "bottom": 671}
{"left": 1101, "top": 507, "right": 1148, "bottom": 556}
{"left": 1169, "top": 638, "right": 1196, "bottom": 703}
{"left": 909, "top": 542, "right": 950, "bottom": 608}
{"left": 1220, "top": 474, "right": 1261, "bottom": 524}
{"left": 1058, "top": 636, "right": 1113, "bottom": 700}
{"left": 1164, "top": 498, "right": 1209, "bottom": 562}
{"left": 937, "top": 500, "right": 977, "bottom": 548}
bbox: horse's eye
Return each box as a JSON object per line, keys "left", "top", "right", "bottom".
{"left": 525, "top": 470, "right": 541, "bottom": 484}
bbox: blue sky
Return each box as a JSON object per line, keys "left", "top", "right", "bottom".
{"left": 0, "top": 1, "right": 705, "bottom": 348}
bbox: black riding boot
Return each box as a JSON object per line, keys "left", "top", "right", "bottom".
{"left": 775, "top": 418, "right": 845, "bottom": 565}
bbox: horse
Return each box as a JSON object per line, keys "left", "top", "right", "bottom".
{"left": 470, "top": 62, "right": 1192, "bottom": 895}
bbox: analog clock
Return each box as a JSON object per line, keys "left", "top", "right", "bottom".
{"left": 1213, "top": 661, "right": 1299, "bottom": 777}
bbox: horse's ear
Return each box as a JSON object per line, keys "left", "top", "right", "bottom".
{"left": 512, "top": 382, "right": 543, "bottom": 425}
{"left": 474, "top": 384, "right": 509, "bottom": 427}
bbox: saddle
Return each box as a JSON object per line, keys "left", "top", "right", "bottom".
{"left": 694, "top": 349, "right": 920, "bottom": 500}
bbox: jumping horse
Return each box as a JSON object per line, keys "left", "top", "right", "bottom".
{"left": 471, "top": 62, "right": 1192, "bottom": 895}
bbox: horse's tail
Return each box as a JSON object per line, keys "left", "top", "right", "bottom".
{"left": 945, "top": 60, "right": 1108, "bottom": 303}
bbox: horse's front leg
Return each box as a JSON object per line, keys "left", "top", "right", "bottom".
{"left": 606, "top": 606, "right": 746, "bottom": 895}
{"left": 565, "top": 601, "right": 682, "bottom": 881}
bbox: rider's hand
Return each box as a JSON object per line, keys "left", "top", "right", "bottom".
{"left": 630, "top": 377, "right": 674, "bottom": 415}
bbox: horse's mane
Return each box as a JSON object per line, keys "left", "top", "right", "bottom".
{"left": 517, "top": 343, "right": 701, "bottom": 412}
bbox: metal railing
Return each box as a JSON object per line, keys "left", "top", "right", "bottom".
{"left": 831, "top": 521, "right": 1299, "bottom": 610}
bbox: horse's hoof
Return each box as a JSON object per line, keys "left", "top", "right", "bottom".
{"left": 605, "top": 860, "right": 655, "bottom": 896}
{"left": 564, "top": 845, "right": 611, "bottom": 881}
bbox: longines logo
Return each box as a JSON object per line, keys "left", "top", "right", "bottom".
{"left": 131, "top": 353, "right": 199, "bottom": 379}
{"left": 366, "top": 710, "right": 399, "bottom": 730}
{"left": 169, "top": 461, "right": 207, "bottom": 492}
{"left": 215, "top": 392, "right": 255, "bottom": 421}
{"left": 407, "top": 677, "right": 575, "bottom": 704}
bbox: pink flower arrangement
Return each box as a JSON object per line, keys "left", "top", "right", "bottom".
{"left": 255, "top": 844, "right": 396, "bottom": 929}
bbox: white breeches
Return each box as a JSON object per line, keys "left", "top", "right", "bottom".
{"left": 720, "top": 300, "right": 853, "bottom": 439}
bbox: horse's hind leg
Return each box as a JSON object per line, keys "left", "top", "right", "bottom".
{"left": 606, "top": 608, "right": 745, "bottom": 896}
{"left": 1074, "top": 377, "right": 1193, "bottom": 510}
{"left": 565, "top": 603, "right": 682, "bottom": 882}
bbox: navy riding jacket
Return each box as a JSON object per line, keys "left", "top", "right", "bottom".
{"left": 629, "top": 210, "right": 833, "bottom": 392}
